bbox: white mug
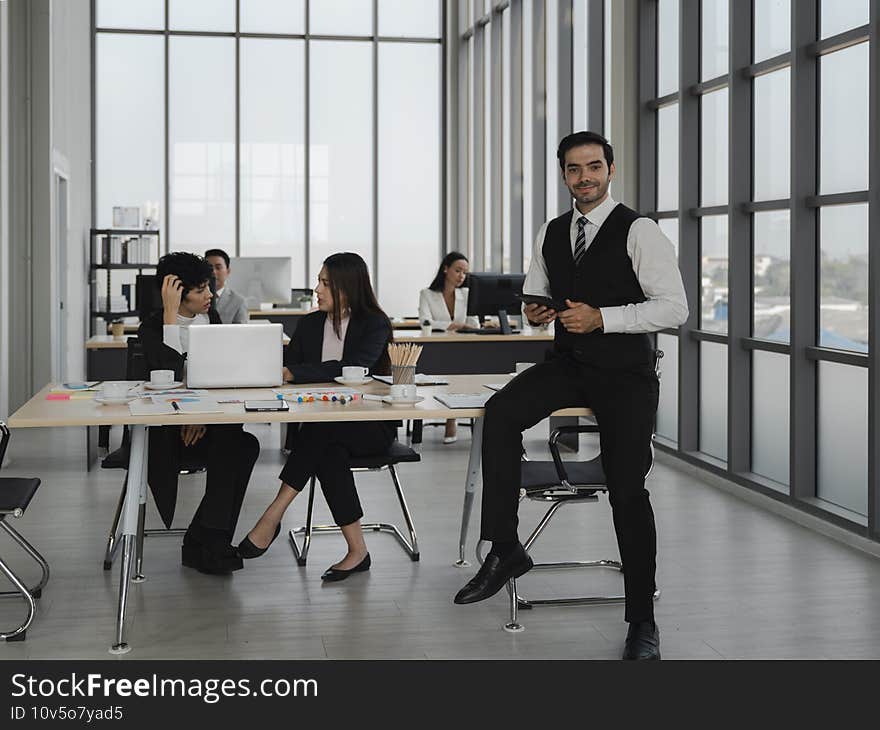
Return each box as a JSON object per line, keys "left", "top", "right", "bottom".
{"left": 401, "top": 383, "right": 417, "bottom": 400}
{"left": 342, "top": 366, "right": 369, "bottom": 381}
{"left": 101, "top": 381, "right": 130, "bottom": 399}
{"left": 389, "top": 384, "right": 407, "bottom": 400}
{"left": 150, "top": 369, "right": 174, "bottom": 386}
{"left": 515, "top": 362, "right": 536, "bottom": 374}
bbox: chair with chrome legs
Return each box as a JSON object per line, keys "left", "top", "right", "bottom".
{"left": 479, "top": 350, "right": 664, "bottom": 633}
{"left": 289, "top": 440, "right": 422, "bottom": 565}
{"left": 102, "top": 338, "right": 207, "bottom": 580}
{"left": 0, "top": 422, "right": 50, "bottom": 641}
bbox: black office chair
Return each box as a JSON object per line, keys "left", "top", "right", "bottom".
{"left": 0, "top": 422, "right": 50, "bottom": 641}
{"left": 102, "top": 338, "right": 207, "bottom": 580}
{"left": 289, "top": 440, "right": 422, "bottom": 565}
{"left": 478, "top": 351, "right": 664, "bottom": 632}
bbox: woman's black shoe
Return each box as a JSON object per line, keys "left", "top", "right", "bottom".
{"left": 321, "top": 553, "right": 371, "bottom": 582}
{"left": 181, "top": 543, "right": 243, "bottom": 575}
{"left": 237, "top": 523, "right": 281, "bottom": 559}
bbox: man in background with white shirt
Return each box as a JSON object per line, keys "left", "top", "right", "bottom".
{"left": 453, "top": 131, "right": 688, "bottom": 660}
{"left": 205, "top": 248, "right": 249, "bottom": 324}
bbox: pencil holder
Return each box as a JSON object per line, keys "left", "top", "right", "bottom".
{"left": 391, "top": 364, "right": 416, "bottom": 385}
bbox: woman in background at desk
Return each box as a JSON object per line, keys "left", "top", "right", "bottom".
{"left": 418, "top": 251, "right": 479, "bottom": 443}
{"left": 238, "top": 252, "right": 395, "bottom": 581}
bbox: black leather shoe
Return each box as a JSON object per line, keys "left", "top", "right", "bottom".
{"left": 237, "top": 523, "right": 281, "bottom": 559}
{"left": 321, "top": 553, "right": 371, "bottom": 582}
{"left": 622, "top": 621, "right": 661, "bottom": 660}
{"left": 453, "top": 544, "right": 533, "bottom": 604}
{"left": 181, "top": 543, "right": 243, "bottom": 575}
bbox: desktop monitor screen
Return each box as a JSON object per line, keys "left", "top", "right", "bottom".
{"left": 466, "top": 272, "right": 526, "bottom": 319}
{"left": 229, "top": 257, "right": 293, "bottom": 307}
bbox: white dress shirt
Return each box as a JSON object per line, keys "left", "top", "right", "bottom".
{"left": 163, "top": 312, "right": 211, "bottom": 355}
{"left": 418, "top": 287, "right": 480, "bottom": 330}
{"left": 321, "top": 314, "right": 351, "bottom": 362}
{"left": 522, "top": 195, "right": 688, "bottom": 333}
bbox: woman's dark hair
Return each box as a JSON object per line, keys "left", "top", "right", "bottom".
{"left": 557, "top": 130, "right": 614, "bottom": 169}
{"left": 428, "top": 251, "right": 469, "bottom": 292}
{"left": 323, "top": 252, "right": 392, "bottom": 373}
{"left": 156, "top": 252, "right": 214, "bottom": 299}
{"left": 204, "top": 248, "right": 230, "bottom": 268}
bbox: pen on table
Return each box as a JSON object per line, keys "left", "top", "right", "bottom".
{"left": 171, "top": 401, "right": 180, "bottom": 412}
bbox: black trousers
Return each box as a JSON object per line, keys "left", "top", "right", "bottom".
{"left": 480, "top": 354, "right": 659, "bottom": 623}
{"left": 148, "top": 424, "right": 260, "bottom": 541}
{"left": 279, "top": 421, "right": 397, "bottom": 527}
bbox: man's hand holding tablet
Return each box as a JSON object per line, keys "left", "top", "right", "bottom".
{"left": 516, "top": 293, "right": 568, "bottom": 326}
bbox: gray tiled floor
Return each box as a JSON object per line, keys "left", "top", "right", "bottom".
{"left": 2, "top": 420, "right": 880, "bottom": 660}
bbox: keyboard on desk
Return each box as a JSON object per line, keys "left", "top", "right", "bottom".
{"left": 457, "top": 327, "right": 521, "bottom": 335}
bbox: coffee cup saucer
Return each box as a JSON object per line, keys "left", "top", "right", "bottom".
{"left": 94, "top": 394, "right": 140, "bottom": 405}
{"left": 334, "top": 376, "right": 372, "bottom": 386}
{"left": 381, "top": 395, "right": 424, "bottom": 406}
{"left": 143, "top": 381, "right": 183, "bottom": 390}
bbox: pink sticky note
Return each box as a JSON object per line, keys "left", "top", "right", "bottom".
{"left": 46, "top": 393, "right": 70, "bottom": 401}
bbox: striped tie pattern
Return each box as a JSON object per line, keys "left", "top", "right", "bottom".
{"left": 573, "top": 216, "right": 589, "bottom": 266}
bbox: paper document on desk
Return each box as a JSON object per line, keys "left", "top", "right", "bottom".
{"left": 148, "top": 396, "right": 224, "bottom": 414}
{"left": 433, "top": 393, "right": 493, "bottom": 409}
{"left": 129, "top": 400, "right": 175, "bottom": 416}
{"left": 483, "top": 383, "right": 509, "bottom": 392}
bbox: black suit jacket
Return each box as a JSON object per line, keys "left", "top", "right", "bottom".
{"left": 137, "top": 309, "right": 225, "bottom": 528}
{"left": 284, "top": 310, "right": 391, "bottom": 383}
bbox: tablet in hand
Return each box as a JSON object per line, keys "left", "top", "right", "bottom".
{"left": 515, "top": 293, "right": 568, "bottom": 311}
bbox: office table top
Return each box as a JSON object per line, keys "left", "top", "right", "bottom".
{"left": 393, "top": 328, "right": 553, "bottom": 343}
{"left": 8, "top": 376, "right": 589, "bottom": 429}
{"left": 86, "top": 334, "right": 292, "bottom": 349}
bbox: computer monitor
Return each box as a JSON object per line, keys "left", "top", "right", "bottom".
{"left": 228, "top": 256, "right": 293, "bottom": 308}
{"left": 466, "top": 272, "right": 526, "bottom": 334}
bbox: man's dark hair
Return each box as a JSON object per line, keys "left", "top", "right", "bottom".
{"left": 557, "top": 131, "right": 614, "bottom": 170}
{"left": 156, "top": 252, "right": 214, "bottom": 298}
{"left": 204, "top": 248, "right": 230, "bottom": 268}
{"left": 428, "top": 251, "right": 469, "bottom": 292}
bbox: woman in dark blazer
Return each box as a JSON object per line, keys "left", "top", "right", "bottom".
{"left": 138, "top": 252, "right": 260, "bottom": 576}
{"left": 238, "top": 252, "right": 395, "bottom": 581}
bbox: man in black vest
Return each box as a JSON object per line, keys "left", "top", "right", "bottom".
{"left": 453, "top": 131, "right": 688, "bottom": 660}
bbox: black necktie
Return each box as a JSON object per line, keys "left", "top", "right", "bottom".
{"left": 573, "top": 216, "right": 589, "bottom": 266}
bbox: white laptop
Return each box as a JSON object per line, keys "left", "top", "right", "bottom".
{"left": 186, "top": 323, "right": 283, "bottom": 388}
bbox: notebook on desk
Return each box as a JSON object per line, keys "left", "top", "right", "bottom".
{"left": 433, "top": 393, "right": 493, "bottom": 409}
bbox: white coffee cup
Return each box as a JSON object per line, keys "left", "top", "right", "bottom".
{"left": 515, "top": 362, "right": 536, "bottom": 374}
{"left": 342, "top": 366, "right": 369, "bottom": 381}
{"left": 101, "top": 381, "right": 130, "bottom": 400}
{"left": 389, "top": 384, "right": 407, "bottom": 400}
{"left": 150, "top": 369, "right": 174, "bottom": 387}
{"left": 401, "top": 383, "right": 417, "bottom": 400}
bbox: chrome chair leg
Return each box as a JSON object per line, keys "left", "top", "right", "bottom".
{"left": 103, "top": 478, "right": 127, "bottom": 570}
{"left": 289, "top": 477, "right": 316, "bottom": 566}
{"left": 110, "top": 534, "right": 134, "bottom": 655}
{"left": 503, "top": 577, "right": 525, "bottom": 633}
{"left": 387, "top": 464, "right": 419, "bottom": 560}
{"left": 0, "top": 520, "right": 50, "bottom": 641}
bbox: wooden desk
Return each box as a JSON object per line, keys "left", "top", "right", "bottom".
{"left": 9, "top": 377, "right": 587, "bottom": 654}
{"left": 392, "top": 328, "right": 555, "bottom": 374}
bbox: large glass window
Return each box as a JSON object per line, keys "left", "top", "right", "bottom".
{"left": 817, "top": 361, "right": 868, "bottom": 516}
{"left": 239, "top": 39, "right": 305, "bottom": 286}
{"left": 169, "top": 36, "right": 236, "bottom": 252}
{"left": 657, "top": 333, "right": 679, "bottom": 444}
{"left": 310, "top": 0, "right": 372, "bottom": 36}
{"left": 819, "top": 43, "right": 869, "bottom": 195}
{"left": 700, "top": 88, "right": 728, "bottom": 207}
{"left": 657, "top": 0, "right": 679, "bottom": 96}
{"left": 820, "top": 0, "right": 869, "bottom": 39}
{"left": 377, "top": 43, "right": 441, "bottom": 317}
{"left": 753, "top": 68, "right": 790, "bottom": 201}
{"left": 751, "top": 350, "right": 789, "bottom": 488}
{"left": 240, "top": 0, "right": 305, "bottom": 34}
{"left": 95, "top": 34, "right": 164, "bottom": 233}
{"left": 753, "top": 210, "right": 790, "bottom": 341}
{"left": 753, "top": 0, "right": 790, "bottom": 62}
{"left": 700, "top": 215, "right": 728, "bottom": 333}
{"left": 657, "top": 104, "right": 679, "bottom": 211}
{"left": 700, "top": 0, "right": 728, "bottom": 81}
{"left": 378, "top": 0, "right": 441, "bottom": 37}
{"left": 169, "top": 0, "right": 236, "bottom": 32}
{"left": 819, "top": 204, "right": 868, "bottom": 352}
{"left": 97, "top": 0, "right": 164, "bottom": 30}
{"left": 699, "top": 341, "right": 728, "bottom": 462}
{"left": 309, "top": 41, "right": 373, "bottom": 279}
